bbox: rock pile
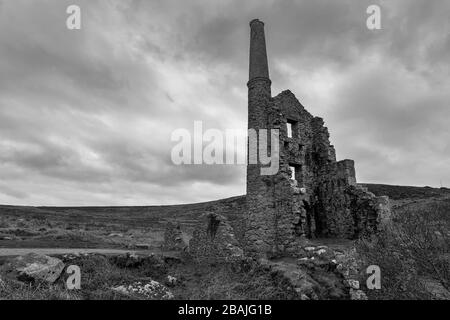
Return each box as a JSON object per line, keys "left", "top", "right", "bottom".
{"left": 333, "top": 247, "right": 368, "bottom": 300}
{"left": 257, "top": 244, "right": 368, "bottom": 300}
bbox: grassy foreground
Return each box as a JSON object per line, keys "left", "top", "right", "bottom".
{"left": 0, "top": 253, "right": 298, "bottom": 300}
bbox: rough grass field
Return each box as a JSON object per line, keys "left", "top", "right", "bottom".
{"left": 0, "top": 196, "right": 244, "bottom": 250}
{"left": 0, "top": 184, "right": 449, "bottom": 300}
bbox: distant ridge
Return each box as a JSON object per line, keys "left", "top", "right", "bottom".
{"left": 360, "top": 183, "right": 450, "bottom": 200}
{"left": 1, "top": 184, "right": 449, "bottom": 212}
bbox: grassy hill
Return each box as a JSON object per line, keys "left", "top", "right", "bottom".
{"left": 361, "top": 183, "right": 450, "bottom": 200}
{"left": 0, "top": 184, "right": 448, "bottom": 249}
{"left": 0, "top": 196, "right": 245, "bottom": 249}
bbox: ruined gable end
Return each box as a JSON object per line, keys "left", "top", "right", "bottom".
{"left": 244, "top": 19, "right": 391, "bottom": 257}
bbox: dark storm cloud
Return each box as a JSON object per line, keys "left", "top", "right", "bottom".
{"left": 0, "top": 0, "right": 449, "bottom": 205}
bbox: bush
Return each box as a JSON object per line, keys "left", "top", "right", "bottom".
{"left": 357, "top": 198, "right": 450, "bottom": 299}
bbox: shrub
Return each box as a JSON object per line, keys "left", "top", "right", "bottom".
{"left": 357, "top": 198, "right": 450, "bottom": 299}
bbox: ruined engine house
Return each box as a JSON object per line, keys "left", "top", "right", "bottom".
{"left": 244, "top": 19, "right": 389, "bottom": 256}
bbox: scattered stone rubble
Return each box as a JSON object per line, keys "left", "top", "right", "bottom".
{"left": 112, "top": 280, "right": 174, "bottom": 300}
{"left": 256, "top": 245, "right": 367, "bottom": 300}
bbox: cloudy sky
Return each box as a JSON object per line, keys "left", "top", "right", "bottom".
{"left": 0, "top": 0, "right": 449, "bottom": 206}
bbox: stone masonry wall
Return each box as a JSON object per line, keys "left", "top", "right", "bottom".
{"left": 245, "top": 77, "right": 390, "bottom": 255}
{"left": 163, "top": 221, "right": 186, "bottom": 251}
{"left": 189, "top": 212, "right": 244, "bottom": 264}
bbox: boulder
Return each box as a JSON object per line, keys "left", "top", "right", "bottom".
{"left": 3, "top": 253, "right": 64, "bottom": 284}
{"left": 165, "top": 275, "right": 177, "bottom": 287}
{"left": 344, "top": 279, "right": 360, "bottom": 290}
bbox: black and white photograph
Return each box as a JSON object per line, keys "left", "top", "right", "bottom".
{"left": 0, "top": 0, "right": 449, "bottom": 308}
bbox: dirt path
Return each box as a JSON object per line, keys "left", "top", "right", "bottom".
{"left": 0, "top": 248, "right": 142, "bottom": 257}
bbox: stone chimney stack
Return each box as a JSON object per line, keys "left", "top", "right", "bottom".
{"left": 247, "top": 18, "right": 272, "bottom": 131}
{"left": 249, "top": 19, "right": 270, "bottom": 82}
{"left": 246, "top": 19, "right": 274, "bottom": 255}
